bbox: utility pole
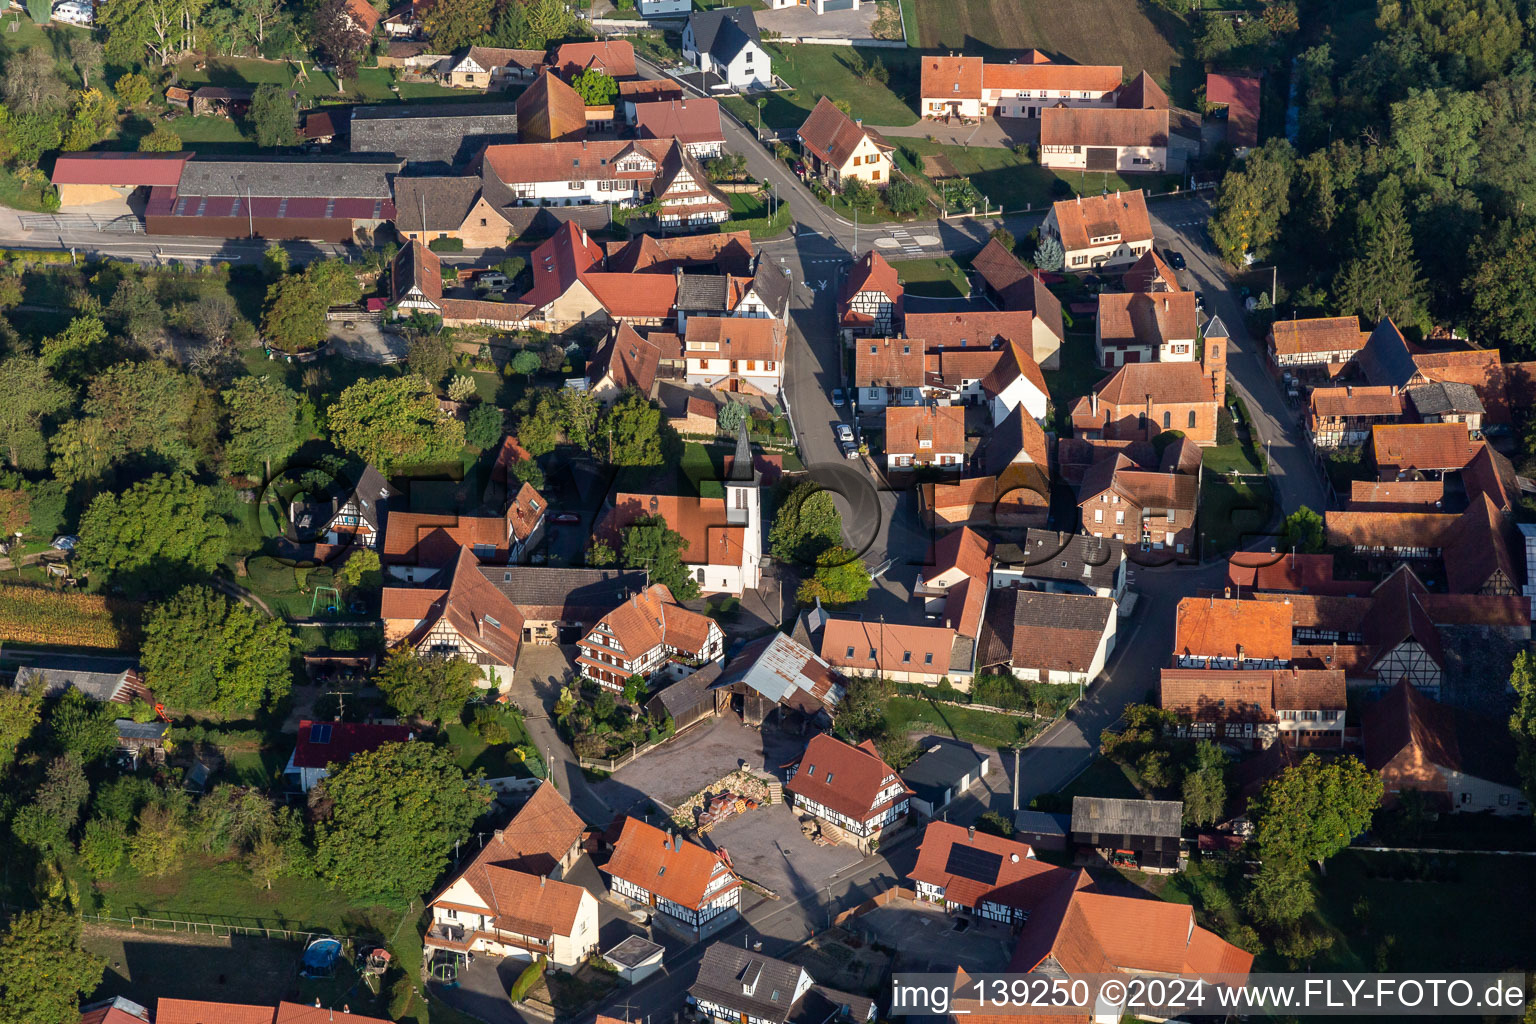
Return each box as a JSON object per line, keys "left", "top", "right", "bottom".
{"left": 1012, "top": 746, "right": 1020, "bottom": 812}
{"left": 852, "top": 205, "right": 858, "bottom": 255}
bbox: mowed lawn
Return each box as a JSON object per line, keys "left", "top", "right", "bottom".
{"left": 895, "top": 138, "right": 1180, "bottom": 212}
{"left": 912, "top": 0, "right": 1200, "bottom": 106}
{"left": 721, "top": 44, "right": 920, "bottom": 132}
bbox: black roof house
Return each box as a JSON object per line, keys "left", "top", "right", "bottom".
{"left": 1070, "top": 796, "right": 1183, "bottom": 871}
{"left": 351, "top": 102, "right": 521, "bottom": 167}
{"left": 687, "top": 6, "right": 762, "bottom": 64}
{"left": 901, "top": 740, "right": 989, "bottom": 815}
{"left": 689, "top": 943, "right": 873, "bottom": 1024}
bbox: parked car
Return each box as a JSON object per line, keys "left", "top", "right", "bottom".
{"left": 834, "top": 424, "right": 854, "bottom": 444}
{"left": 841, "top": 441, "right": 860, "bottom": 460}
{"left": 550, "top": 512, "right": 580, "bottom": 525}
{"left": 831, "top": 388, "right": 846, "bottom": 408}
{"left": 51, "top": 535, "right": 79, "bottom": 552}
{"left": 1165, "top": 249, "right": 1187, "bottom": 270}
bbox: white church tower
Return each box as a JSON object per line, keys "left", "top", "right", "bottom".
{"left": 724, "top": 417, "right": 763, "bottom": 590}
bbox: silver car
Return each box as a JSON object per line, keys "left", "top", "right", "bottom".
{"left": 835, "top": 424, "right": 854, "bottom": 444}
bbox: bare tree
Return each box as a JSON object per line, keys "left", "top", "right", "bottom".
{"left": 2, "top": 48, "right": 68, "bottom": 115}
{"left": 68, "top": 37, "right": 105, "bottom": 90}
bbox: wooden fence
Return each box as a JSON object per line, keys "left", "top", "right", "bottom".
{"left": 79, "top": 911, "right": 355, "bottom": 945}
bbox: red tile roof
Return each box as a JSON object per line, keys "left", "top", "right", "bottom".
{"left": 982, "top": 62, "right": 1122, "bottom": 94}
{"left": 786, "top": 733, "right": 909, "bottom": 825}
{"left": 554, "top": 40, "right": 636, "bottom": 78}
{"left": 684, "top": 315, "right": 786, "bottom": 363}
{"left": 274, "top": 1002, "right": 392, "bottom": 1024}
{"left": 885, "top": 404, "right": 965, "bottom": 455}
{"left": 1040, "top": 107, "right": 1168, "bottom": 149}
{"left": 910, "top": 821, "right": 1069, "bottom": 911}
{"left": 1206, "top": 73, "right": 1260, "bottom": 148}
{"left": 515, "top": 69, "right": 589, "bottom": 143}
{"left": 506, "top": 481, "right": 546, "bottom": 542}
{"left": 1268, "top": 316, "right": 1367, "bottom": 357}
{"left": 1371, "top": 422, "right": 1477, "bottom": 472}
{"left": 979, "top": 338, "right": 1050, "bottom": 401}
{"left": 485, "top": 139, "right": 669, "bottom": 193}
{"left": 290, "top": 719, "right": 412, "bottom": 770}
{"left": 398, "top": 546, "right": 526, "bottom": 666}
{"left": 454, "top": 781, "right": 586, "bottom": 877}
{"left": 439, "top": 863, "right": 589, "bottom": 940}
{"left": 1159, "top": 667, "right": 1345, "bottom": 721}
{"left": 820, "top": 617, "right": 957, "bottom": 675}
{"left": 1096, "top": 290, "right": 1197, "bottom": 347}
{"left": 1117, "top": 70, "right": 1168, "bottom": 110}
{"left": 1092, "top": 360, "right": 1214, "bottom": 407}
{"left": 590, "top": 323, "right": 661, "bottom": 394}
{"left": 920, "top": 55, "right": 983, "bottom": 98}
{"left": 604, "top": 816, "right": 738, "bottom": 910}
{"left": 1049, "top": 191, "right": 1152, "bottom": 253}
{"left": 797, "top": 96, "right": 892, "bottom": 170}
{"left": 1324, "top": 510, "right": 1458, "bottom": 551}
{"left": 51, "top": 152, "right": 189, "bottom": 187}
{"left": 577, "top": 584, "right": 717, "bottom": 671}
{"left": 1226, "top": 552, "right": 1372, "bottom": 596}
{"left": 342, "top": 0, "right": 381, "bottom": 32}
{"left": 634, "top": 98, "right": 724, "bottom": 146}
{"left": 520, "top": 221, "right": 606, "bottom": 308}
{"left": 1346, "top": 479, "right": 1444, "bottom": 513}
{"left": 601, "top": 493, "right": 744, "bottom": 569}
{"left": 1173, "top": 596, "right": 1293, "bottom": 662}
{"left": 1119, "top": 249, "right": 1181, "bottom": 292}
{"left": 382, "top": 511, "right": 509, "bottom": 567}
{"left": 854, "top": 336, "right": 924, "bottom": 388}
{"left": 840, "top": 249, "right": 902, "bottom": 306}
{"left": 155, "top": 1002, "right": 280, "bottom": 1024}
{"left": 907, "top": 309, "right": 1037, "bottom": 351}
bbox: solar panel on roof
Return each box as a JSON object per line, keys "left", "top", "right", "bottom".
{"left": 944, "top": 844, "right": 1003, "bottom": 884}
{"left": 311, "top": 723, "right": 333, "bottom": 744}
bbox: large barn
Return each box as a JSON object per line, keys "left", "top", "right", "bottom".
{"left": 143, "top": 156, "right": 400, "bottom": 243}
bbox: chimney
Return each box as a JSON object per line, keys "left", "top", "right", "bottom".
{"left": 540, "top": 874, "right": 546, "bottom": 886}
{"left": 968, "top": 825, "right": 975, "bottom": 840}
{"left": 1089, "top": 390, "right": 1098, "bottom": 416}
{"left": 1163, "top": 297, "right": 1169, "bottom": 312}
{"left": 1346, "top": 384, "right": 1352, "bottom": 396}
{"left": 1235, "top": 643, "right": 1244, "bottom": 665}
{"left": 1224, "top": 587, "right": 1231, "bottom": 598}
{"left": 581, "top": 227, "right": 588, "bottom": 248}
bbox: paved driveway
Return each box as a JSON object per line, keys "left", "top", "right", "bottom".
{"left": 698, "top": 802, "right": 862, "bottom": 902}
{"left": 852, "top": 902, "right": 1015, "bottom": 973}
{"left": 325, "top": 320, "right": 406, "bottom": 364}
{"left": 755, "top": 2, "right": 877, "bottom": 39}
{"left": 591, "top": 716, "right": 807, "bottom": 811}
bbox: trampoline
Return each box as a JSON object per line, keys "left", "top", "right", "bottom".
{"left": 301, "top": 937, "right": 344, "bottom": 978}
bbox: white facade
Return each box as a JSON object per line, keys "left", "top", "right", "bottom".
{"left": 507, "top": 178, "right": 644, "bottom": 208}
{"left": 608, "top": 865, "right": 741, "bottom": 928}
{"left": 887, "top": 447, "right": 963, "bottom": 471}
{"left": 696, "top": 970, "right": 814, "bottom": 1024}
{"left": 1041, "top": 206, "right": 1152, "bottom": 273}
{"left": 982, "top": 88, "right": 1113, "bottom": 119}
{"left": 784, "top": 776, "right": 909, "bottom": 839}
{"left": 857, "top": 385, "right": 921, "bottom": 411}
{"left": 1039, "top": 143, "right": 1168, "bottom": 174}
{"left": 428, "top": 875, "right": 600, "bottom": 968}
{"left": 990, "top": 373, "right": 1050, "bottom": 425}
{"left": 1003, "top": 613, "right": 1118, "bottom": 687}
{"left": 684, "top": 355, "right": 783, "bottom": 396}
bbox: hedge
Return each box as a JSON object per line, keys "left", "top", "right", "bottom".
{"left": 508, "top": 956, "right": 545, "bottom": 1003}
{"left": 428, "top": 237, "right": 465, "bottom": 252}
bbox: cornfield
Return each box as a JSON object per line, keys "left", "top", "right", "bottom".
{"left": 0, "top": 582, "right": 141, "bottom": 649}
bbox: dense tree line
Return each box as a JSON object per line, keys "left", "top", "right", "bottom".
{"left": 1206, "top": 0, "right": 1536, "bottom": 354}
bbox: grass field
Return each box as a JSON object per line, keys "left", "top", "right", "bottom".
{"left": 890, "top": 255, "right": 971, "bottom": 298}
{"left": 886, "top": 695, "right": 1040, "bottom": 749}
{"left": 911, "top": 0, "right": 1200, "bottom": 106}
{"left": 1201, "top": 476, "right": 1274, "bottom": 555}
{"left": 721, "top": 44, "right": 919, "bottom": 132}
{"left": 895, "top": 137, "right": 1181, "bottom": 213}
{"left": 170, "top": 57, "right": 472, "bottom": 107}
{"left": 1056, "top": 755, "right": 1143, "bottom": 801}
{"left": 1202, "top": 438, "right": 1263, "bottom": 475}
{"left": 1043, "top": 330, "right": 1106, "bottom": 435}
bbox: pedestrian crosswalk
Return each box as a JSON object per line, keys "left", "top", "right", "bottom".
{"left": 888, "top": 227, "right": 925, "bottom": 255}
{"left": 1164, "top": 218, "right": 1207, "bottom": 228}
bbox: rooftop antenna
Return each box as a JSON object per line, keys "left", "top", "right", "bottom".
{"left": 326, "top": 689, "right": 348, "bottom": 720}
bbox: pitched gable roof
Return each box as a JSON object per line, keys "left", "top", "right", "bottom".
{"left": 1092, "top": 360, "right": 1215, "bottom": 406}
{"left": 1049, "top": 190, "right": 1152, "bottom": 252}
{"left": 885, "top": 404, "right": 965, "bottom": 455}
{"left": 587, "top": 583, "right": 717, "bottom": 660}
{"left": 468, "top": 781, "right": 587, "bottom": 876}
{"left": 1119, "top": 249, "right": 1181, "bottom": 292}
{"left": 910, "top": 821, "right": 1069, "bottom": 912}
{"left": 908, "top": 309, "right": 1037, "bottom": 351}
{"left": 1441, "top": 493, "right": 1518, "bottom": 594}
{"left": 920, "top": 55, "right": 984, "bottom": 99}
{"left": 506, "top": 481, "right": 546, "bottom": 542}
{"left": 981, "top": 61, "right": 1122, "bottom": 93}
{"left": 448, "top": 863, "right": 589, "bottom": 939}
{"left": 590, "top": 323, "right": 662, "bottom": 395}
{"left": 1116, "top": 70, "right": 1168, "bottom": 109}
{"left": 1097, "top": 290, "right": 1197, "bottom": 347}
{"left": 1205, "top": 73, "right": 1260, "bottom": 148}
{"left": 687, "top": 5, "right": 761, "bottom": 61}
{"left": 554, "top": 39, "right": 637, "bottom": 78}
{"left": 797, "top": 96, "right": 892, "bottom": 169}
{"left": 515, "top": 69, "right": 588, "bottom": 143}
{"left": 290, "top": 719, "right": 412, "bottom": 770}
{"left": 402, "top": 546, "right": 526, "bottom": 665}
{"left": 1346, "top": 479, "right": 1445, "bottom": 513}
{"left": 1371, "top": 422, "right": 1477, "bottom": 472}
{"left": 841, "top": 249, "right": 902, "bottom": 305}
{"left": 1040, "top": 106, "right": 1168, "bottom": 149}
{"left": 785, "top": 733, "right": 909, "bottom": 824}
{"left": 713, "top": 630, "right": 842, "bottom": 714}
{"left": 1363, "top": 679, "right": 1518, "bottom": 787}
{"left": 1173, "top": 596, "right": 1292, "bottom": 662}
{"left": 819, "top": 617, "right": 960, "bottom": 675}
{"left": 604, "top": 816, "right": 738, "bottom": 910}
{"left": 601, "top": 493, "right": 744, "bottom": 569}
{"left": 853, "top": 336, "right": 923, "bottom": 387}
{"left": 1357, "top": 318, "right": 1419, "bottom": 389}
{"left": 634, "top": 98, "right": 725, "bottom": 146}
{"left": 978, "top": 588, "right": 1114, "bottom": 673}
{"left": 1268, "top": 315, "right": 1367, "bottom": 357}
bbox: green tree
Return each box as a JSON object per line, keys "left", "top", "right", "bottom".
{"left": 305, "top": 259, "right": 363, "bottom": 307}
{"left": 0, "top": 685, "right": 42, "bottom": 772}
{"left": 558, "top": 388, "right": 598, "bottom": 451}
{"left": 77, "top": 474, "right": 229, "bottom": 591}
{"left": 1245, "top": 860, "right": 1316, "bottom": 926}
{"left": 105, "top": 276, "right": 164, "bottom": 344}
{"left": 0, "top": 904, "right": 105, "bottom": 1024}
{"left": 989, "top": 226, "right": 1015, "bottom": 252}
{"left": 1508, "top": 651, "right": 1536, "bottom": 804}
{"left": 841, "top": 177, "right": 876, "bottom": 212}
{"left": 128, "top": 800, "right": 190, "bottom": 877}
{"left": 716, "top": 400, "right": 747, "bottom": 435}
{"left": 138, "top": 123, "right": 181, "bottom": 152}
{"left": 1477, "top": 74, "right": 1536, "bottom": 220}
{"left": 375, "top": 650, "right": 481, "bottom": 724}
{"left": 600, "top": 390, "right": 670, "bottom": 466}
{"left": 512, "top": 458, "right": 545, "bottom": 490}
{"left": 0, "top": 356, "right": 70, "bottom": 470}
{"left": 465, "top": 402, "right": 503, "bottom": 450}
{"left": 52, "top": 361, "right": 211, "bottom": 486}
{"left": 587, "top": 539, "right": 615, "bottom": 566}
{"left": 222, "top": 375, "right": 300, "bottom": 478}
{"left": 768, "top": 480, "right": 842, "bottom": 564}
{"left": 571, "top": 66, "right": 617, "bottom": 106}
{"left": 11, "top": 754, "right": 89, "bottom": 854}
{"left": 1252, "top": 754, "right": 1382, "bottom": 867}
{"left": 795, "top": 545, "right": 871, "bottom": 606}
{"left": 48, "top": 688, "right": 117, "bottom": 764}
{"left": 1376, "top": 0, "right": 1526, "bottom": 83}
{"left": 263, "top": 242, "right": 291, "bottom": 277}
{"left": 620, "top": 513, "right": 699, "bottom": 601}
{"left": 1467, "top": 218, "right": 1536, "bottom": 354}
{"left": 1033, "top": 234, "right": 1064, "bottom": 272}
{"left": 834, "top": 675, "right": 889, "bottom": 740}
{"left": 61, "top": 89, "right": 118, "bottom": 151}
{"left": 3, "top": 111, "right": 63, "bottom": 166}
{"left": 140, "top": 585, "right": 296, "bottom": 714}
{"left": 422, "top": 0, "right": 492, "bottom": 49}
{"left": 1280, "top": 505, "right": 1325, "bottom": 553}
{"left": 314, "top": 741, "right": 491, "bottom": 903}
{"left": 262, "top": 274, "right": 326, "bottom": 353}
{"left": 340, "top": 547, "right": 382, "bottom": 591}
{"left": 1388, "top": 86, "right": 1487, "bottom": 190}
{"left": 621, "top": 673, "right": 645, "bottom": 705}
{"left": 885, "top": 178, "right": 924, "bottom": 215}
{"left": 112, "top": 71, "right": 153, "bottom": 107}
{"left": 248, "top": 81, "right": 296, "bottom": 148}
{"left": 41, "top": 315, "right": 111, "bottom": 385}
{"left": 515, "top": 393, "right": 562, "bottom": 456}
{"left": 68, "top": 37, "right": 105, "bottom": 91}
{"left": 1209, "top": 139, "right": 1295, "bottom": 266}
{"left": 511, "top": 349, "right": 541, "bottom": 376}
{"left": 406, "top": 331, "right": 454, "bottom": 387}
{"left": 1334, "top": 176, "right": 1430, "bottom": 331}
{"left": 1181, "top": 740, "right": 1227, "bottom": 827}
{"left": 328, "top": 375, "right": 467, "bottom": 470}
